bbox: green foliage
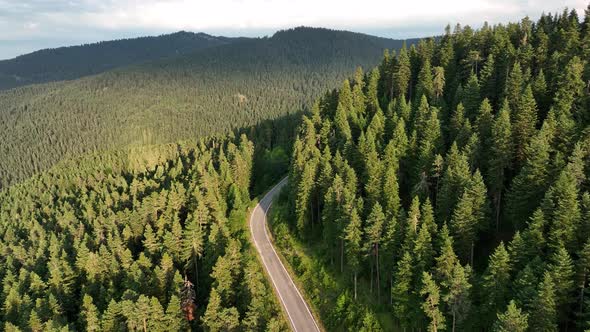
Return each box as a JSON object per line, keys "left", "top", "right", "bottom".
{"left": 0, "top": 31, "right": 236, "bottom": 90}
{"left": 284, "top": 9, "right": 590, "bottom": 330}
{"left": 493, "top": 300, "right": 528, "bottom": 332}
{"left": 0, "top": 135, "right": 284, "bottom": 330}
{"left": 0, "top": 28, "right": 418, "bottom": 189}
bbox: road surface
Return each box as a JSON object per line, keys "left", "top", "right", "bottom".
{"left": 249, "top": 177, "right": 321, "bottom": 332}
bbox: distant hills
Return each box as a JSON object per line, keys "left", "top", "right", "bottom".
{"left": 0, "top": 31, "right": 242, "bottom": 90}
{"left": 0, "top": 27, "right": 420, "bottom": 188}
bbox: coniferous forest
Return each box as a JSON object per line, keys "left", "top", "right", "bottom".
{"left": 1, "top": 4, "right": 590, "bottom": 332}
{"left": 0, "top": 27, "right": 416, "bottom": 190}
{"left": 0, "top": 133, "right": 290, "bottom": 331}
{"left": 284, "top": 6, "right": 590, "bottom": 332}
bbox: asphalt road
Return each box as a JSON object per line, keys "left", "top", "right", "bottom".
{"left": 249, "top": 177, "right": 321, "bottom": 332}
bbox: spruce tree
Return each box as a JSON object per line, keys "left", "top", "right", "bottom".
{"left": 493, "top": 300, "right": 528, "bottom": 332}
{"left": 529, "top": 272, "right": 558, "bottom": 332}
{"left": 513, "top": 85, "right": 538, "bottom": 165}
{"left": 443, "top": 263, "right": 471, "bottom": 332}
{"left": 394, "top": 44, "right": 412, "bottom": 100}
{"left": 344, "top": 208, "right": 363, "bottom": 300}
{"left": 392, "top": 252, "right": 415, "bottom": 331}
{"left": 462, "top": 74, "right": 481, "bottom": 120}
{"left": 548, "top": 244, "right": 575, "bottom": 320}
{"left": 481, "top": 242, "right": 511, "bottom": 327}
{"left": 366, "top": 202, "right": 386, "bottom": 300}
{"left": 488, "top": 100, "right": 512, "bottom": 231}
{"left": 420, "top": 272, "right": 446, "bottom": 332}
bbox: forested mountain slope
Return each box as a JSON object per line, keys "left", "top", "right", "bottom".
{"left": 0, "top": 134, "right": 289, "bottom": 331}
{"left": 0, "top": 31, "right": 240, "bottom": 90}
{"left": 0, "top": 28, "right": 412, "bottom": 186}
{"left": 285, "top": 7, "right": 590, "bottom": 331}
{"left": 0, "top": 27, "right": 418, "bottom": 189}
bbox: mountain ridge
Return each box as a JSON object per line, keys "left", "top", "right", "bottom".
{"left": 0, "top": 27, "right": 421, "bottom": 189}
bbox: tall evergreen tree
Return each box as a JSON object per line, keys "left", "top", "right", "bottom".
{"left": 529, "top": 272, "right": 558, "bottom": 332}
{"left": 488, "top": 100, "right": 512, "bottom": 231}
{"left": 493, "top": 300, "right": 528, "bottom": 332}
{"left": 420, "top": 272, "right": 446, "bottom": 332}
{"left": 481, "top": 242, "right": 511, "bottom": 327}
{"left": 345, "top": 208, "right": 363, "bottom": 300}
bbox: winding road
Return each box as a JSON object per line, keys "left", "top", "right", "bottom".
{"left": 249, "top": 177, "right": 321, "bottom": 332}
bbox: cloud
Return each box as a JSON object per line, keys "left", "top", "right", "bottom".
{"left": 0, "top": 0, "right": 586, "bottom": 59}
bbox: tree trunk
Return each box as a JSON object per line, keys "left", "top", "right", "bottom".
{"left": 452, "top": 309, "right": 456, "bottom": 332}
{"left": 580, "top": 272, "right": 586, "bottom": 320}
{"left": 390, "top": 274, "right": 393, "bottom": 305}
{"left": 370, "top": 249, "right": 374, "bottom": 294}
{"left": 470, "top": 241, "right": 474, "bottom": 267}
{"left": 354, "top": 272, "right": 358, "bottom": 300}
{"left": 340, "top": 238, "right": 344, "bottom": 273}
{"left": 193, "top": 255, "right": 199, "bottom": 297}
{"left": 143, "top": 318, "right": 147, "bottom": 332}
{"left": 376, "top": 243, "right": 381, "bottom": 302}
{"left": 495, "top": 190, "right": 502, "bottom": 233}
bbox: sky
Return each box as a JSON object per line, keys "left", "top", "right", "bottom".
{"left": 0, "top": 0, "right": 587, "bottom": 60}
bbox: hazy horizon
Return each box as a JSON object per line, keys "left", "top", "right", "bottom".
{"left": 0, "top": 0, "right": 586, "bottom": 60}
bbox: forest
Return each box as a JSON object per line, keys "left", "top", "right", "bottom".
{"left": 2, "top": 4, "right": 590, "bottom": 332}
{"left": 0, "top": 27, "right": 417, "bottom": 190}
{"left": 0, "top": 131, "right": 293, "bottom": 331}
{"left": 283, "top": 6, "right": 590, "bottom": 332}
{"left": 0, "top": 31, "right": 240, "bottom": 91}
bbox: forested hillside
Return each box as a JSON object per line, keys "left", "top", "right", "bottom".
{"left": 0, "top": 31, "right": 240, "bottom": 90}
{"left": 0, "top": 133, "right": 290, "bottom": 331}
{"left": 0, "top": 27, "right": 417, "bottom": 189}
{"left": 285, "top": 7, "right": 590, "bottom": 331}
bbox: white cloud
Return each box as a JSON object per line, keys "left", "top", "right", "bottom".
{"left": 36, "top": 0, "right": 580, "bottom": 31}
{"left": 0, "top": 0, "right": 587, "bottom": 58}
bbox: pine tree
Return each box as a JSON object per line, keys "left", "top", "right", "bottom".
{"left": 435, "top": 224, "right": 459, "bottom": 287}
{"left": 512, "top": 261, "right": 541, "bottom": 312}
{"left": 437, "top": 143, "right": 471, "bottom": 223}
{"left": 553, "top": 56, "right": 586, "bottom": 126}
{"left": 513, "top": 85, "right": 538, "bottom": 165}
{"left": 577, "top": 241, "right": 590, "bottom": 327}
{"left": 366, "top": 202, "right": 385, "bottom": 300}
{"left": 548, "top": 244, "right": 575, "bottom": 320}
{"left": 295, "top": 161, "right": 317, "bottom": 236}
{"left": 462, "top": 73, "right": 481, "bottom": 120}
{"left": 420, "top": 272, "right": 446, "bottom": 332}
{"left": 202, "top": 288, "right": 240, "bottom": 332}
{"left": 504, "top": 62, "right": 523, "bottom": 112}
{"left": 506, "top": 120, "right": 553, "bottom": 229}
{"left": 181, "top": 212, "right": 206, "bottom": 294}
{"left": 444, "top": 263, "right": 471, "bottom": 332}
{"left": 165, "top": 295, "right": 187, "bottom": 331}
{"left": 344, "top": 208, "right": 363, "bottom": 300}
{"left": 416, "top": 59, "right": 434, "bottom": 102}
{"left": 529, "top": 272, "right": 558, "bottom": 332}
{"left": 475, "top": 99, "right": 493, "bottom": 164}
{"left": 394, "top": 44, "right": 412, "bottom": 99}
{"left": 493, "top": 300, "right": 528, "bottom": 332}
{"left": 480, "top": 54, "right": 497, "bottom": 103}
{"left": 544, "top": 164, "right": 582, "bottom": 253}
{"left": 393, "top": 252, "right": 415, "bottom": 331}
{"left": 81, "top": 294, "right": 100, "bottom": 332}
{"left": 481, "top": 242, "right": 511, "bottom": 327}
{"left": 488, "top": 100, "right": 512, "bottom": 231}
{"left": 432, "top": 66, "right": 446, "bottom": 102}
{"left": 382, "top": 165, "right": 401, "bottom": 220}
{"left": 414, "top": 223, "right": 434, "bottom": 283}
{"left": 531, "top": 69, "right": 548, "bottom": 115}
{"left": 449, "top": 170, "right": 488, "bottom": 264}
